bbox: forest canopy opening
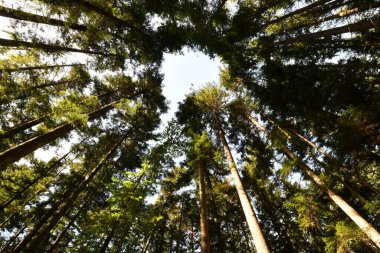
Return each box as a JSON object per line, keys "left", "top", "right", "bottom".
{"left": 0, "top": 0, "right": 379, "bottom": 252}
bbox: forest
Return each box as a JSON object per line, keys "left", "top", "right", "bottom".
{"left": 0, "top": 0, "right": 379, "bottom": 252}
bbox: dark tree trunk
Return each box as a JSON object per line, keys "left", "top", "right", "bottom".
{"left": 199, "top": 162, "right": 210, "bottom": 253}
{"left": 0, "top": 38, "right": 117, "bottom": 56}
{"left": 14, "top": 135, "right": 127, "bottom": 253}
{"left": 0, "top": 63, "right": 84, "bottom": 73}
{"left": 0, "top": 5, "right": 87, "bottom": 31}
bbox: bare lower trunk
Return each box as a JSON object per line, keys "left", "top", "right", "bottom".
{"left": 13, "top": 135, "right": 126, "bottom": 253}
{"left": 214, "top": 115, "right": 270, "bottom": 253}
{"left": 199, "top": 162, "right": 210, "bottom": 253}
{"left": 247, "top": 113, "right": 380, "bottom": 248}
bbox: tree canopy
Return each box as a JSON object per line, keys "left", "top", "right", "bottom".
{"left": 0, "top": 0, "right": 379, "bottom": 252}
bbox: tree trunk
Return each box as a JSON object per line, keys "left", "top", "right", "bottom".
{"left": 0, "top": 116, "right": 46, "bottom": 141}
{"left": 199, "top": 162, "right": 211, "bottom": 253}
{"left": 0, "top": 63, "right": 84, "bottom": 73}
{"left": 141, "top": 224, "right": 157, "bottom": 253}
{"left": 267, "top": 0, "right": 333, "bottom": 25}
{"left": 279, "top": 17, "right": 380, "bottom": 45}
{"left": 98, "top": 221, "right": 118, "bottom": 253}
{"left": 0, "top": 98, "right": 121, "bottom": 169}
{"left": 63, "top": 0, "right": 139, "bottom": 32}
{"left": 47, "top": 204, "right": 86, "bottom": 253}
{"left": 0, "top": 5, "right": 87, "bottom": 31}
{"left": 0, "top": 38, "right": 116, "bottom": 56}
{"left": 14, "top": 134, "right": 127, "bottom": 253}
{"left": 0, "top": 137, "right": 87, "bottom": 210}
{"left": 214, "top": 115, "right": 270, "bottom": 253}
{"left": 284, "top": 148, "right": 380, "bottom": 248}
{"left": 1, "top": 79, "right": 83, "bottom": 104}
{"left": 247, "top": 113, "right": 380, "bottom": 248}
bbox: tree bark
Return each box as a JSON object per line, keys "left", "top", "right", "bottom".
{"left": 214, "top": 115, "right": 270, "bottom": 253}
{"left": 98, "top": 221, "right": 118, "bottom": 253}
{"left": 247, "top": 113, "right": 380, "bottom": 248}
{"left": 0, "top": 5, "right": 87, "bottom": 31}
{"left": 0, "top": 38, "right": 117, "bottom": 56}
{"left": 284, "top": 148, "right": 380, "bottom": 248}
{"left": 14, "top": 134, "right": 127, "bottom": 253}
{"left": 47, "top": 204, "right": 86, "bottom": 253}
{"left": 0, "top": 101, "right": 115, "bottom": 169}
{"left": 199, "top": 162, "right": 211, "bottom": 253}
{"left": 0, "top": 63, "right": 84, "bottom": 73}
{"left": 0, "top": 116, "right": 46, "bottom": 141}
{"left": 279, "top": 17, "right": 380, "bottom": 45}
{"left": 267, "top": 0, "right": 334, "bottom": 25}
{"left": 0, "top": 137, "right": 87, "bottom": 210}
{"left": 0, "top": 87, "right": 147, "bottom": 169}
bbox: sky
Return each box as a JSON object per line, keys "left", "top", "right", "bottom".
{"left": 160, "top": 49, "right": 221, "bottom": 125}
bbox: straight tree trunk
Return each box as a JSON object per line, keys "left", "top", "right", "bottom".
{"left": 0, "top": 88, "right": 146, "bottom": 169}
{"left": 1, "top": 79, "right": 83, "bottom": 104}
{"left": 0, "top": 5, "right": 87, "bottom": 31}
{"left": 141, "top": 224, "right": 157, "bottom": 253}
{"left": 0, "top": 63, "right": 84, "bottom": 73}
{"left": 98, "top": 222, "right": 118, "bottom": 253}
{"left": 0, "top": 101, "right": 114, "bottom": 169}
{"left": 0, "top": 137, "right": 87, "bottom": 210}
{"left": 47, "top": 204, "right": 86, "bottom": 253}
{"left": 0, "top": 38, "right": 117, "bottom": 56}
{"left": 0, "top": 116, "right": 46, "bottom": 141}
{"left": 199, "top": 162, "right": 211, "bottom": 253}
{"left": 247, "top": 113, "right": 380, "bottom": 248}
{"left": 283, "top": 148, "right": 380, "bottom": 248}
{"left": 267, "top": 0, "right": 334, "bottom": 25}
{"left": 279, "top": 17, "right": 380, "bottom": 45}
{"left": 214, "top": 115, "right": 270, "bottom": 253}
{"left": 14, "top": 134, "right": 127, "bottom": 253}
{"left": 63, "top": 0, "right": 139, "bottom": 32}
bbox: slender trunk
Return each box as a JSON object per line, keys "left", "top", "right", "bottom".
{"left": 63, "top": 0, "right": 139, "bottom": 32}
{"left": 0, "top": 222, "right": 29, "bottom": 252}
{"left": 0, "top": 5, "right": 87, "bottom": 31}
{"left": 98, "top": 222, "right": 118, "bottom": 253}
{"left": 250, "top": 179, "right": 295, "bottom": 253}
{"left": 307, "top": 151, "right": 369, "bottom": 206}
{"left": 264, "top": 116, "right": 380, "bottom": 198}
{"left": 141, "top": 224, "right": 157, "bottom": 253}
{"left": 279, "top": 17, "right": 380, "bottom": 45}
{"left": 0, "top": 63, "right": 84, "bottom": 73}
{"left": 0, "top": 116, "right": 46, "bottom": 141}
{"left": 267, "top": 0, "right": 333, "bottom": 25}
{"left": 0, "top": 89, "right": 118, "bottom": 141}
{"left": 47, "top": 204, "right": 86, "bottom": 253}
{"left": 248, "top": 114, "right": 380, "bottom": 248}
{"left": 240, "top": 222, "right": 253, "bottom": 253}
{"left": 0, "top": 79, "right": 83, "bottom": 104}
{"left": 308, "top": 2, "right": 380, "bottom": 28}
{"left": 284, "top": 148, "right": 380, "bottom": 248}
{"left": 199, "top": 162, "right": 210, "bottom": 253}
{"left": 14, "top": 134, "right": 127, "bottom": 253}
{"left": 0, "top": 38, "right": 117, "bottom": 56}
{"left": 214, "top": 115, "right": 270, "bottom": 253}
{"left": 0, "top": 137, "right": 87, "bottom": 210}
{"left": 0, "top": 99, "right": 117, "bottom": 169}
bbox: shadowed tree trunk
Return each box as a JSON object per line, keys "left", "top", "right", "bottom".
{"left": 214, "top": 115, "right": 270, "bottom": 253}
{"left": 199, "top": 161, "right": 210, "bottom": 253}
{"left": 279, "top": 17, "right": 380, "bottom": 45}
{"left": 0, "top": 38, "right": 117, "bottom": 56}
{"left": 13, "top": 134, "right": 127, "bottom": 253}
{"left": 0, "top": 5, "right": 87, "bottom": 31}
{"left": 0, "top": 63, "right": 84, "bottom": 73}
{"left": 247, "top": 113, "right": 380, "bottom": 248}
{"left": 0, "top": 88, "right": 146, "bottom": 169}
